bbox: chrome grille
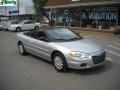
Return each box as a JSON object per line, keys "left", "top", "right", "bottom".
{"left": 92, "top": 52, "right": 106, "bottom": 64}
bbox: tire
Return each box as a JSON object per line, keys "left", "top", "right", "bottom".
{"left": 18, "top": 42, "right": 26, "bottom": 55}
{"left": 34, "top": 26, "right": 39, "bottom": 30}
{"left": 53, "top": 52, "right": 68, "bottom": 72}
{"left": 5, "top": 29, "right": 8, "bottom": 31}
{"left": 16, "top": 27, "right": 21, "bottom": 32}
{"left": 113, "top": 30, "right": 118, "bottom": 34}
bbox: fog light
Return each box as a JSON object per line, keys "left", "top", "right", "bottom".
{"left": 80, "top": 63, "right": 87, "bottom": 67}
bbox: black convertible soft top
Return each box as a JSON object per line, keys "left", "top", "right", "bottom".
{"left": 24, "top": 30, "right": 46, "bottom": 39}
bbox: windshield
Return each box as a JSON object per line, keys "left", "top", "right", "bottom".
{"left": 9, "top": 21, "right": 20, "bottom": 24}
{"left": 11, "top": 21, "right": 20, "bottom": 24}
{"left": 45, "top": 28, "right": 83, "bottom": 42}
{"left": 5, "top": 21, "right": 20, "bottom": 25}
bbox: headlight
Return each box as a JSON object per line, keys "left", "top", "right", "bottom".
{"left": 69, "top": 51, "right": 90, "bottom": 59}
{"left": 9, "top": 26, "right": 12, "bottom": 28}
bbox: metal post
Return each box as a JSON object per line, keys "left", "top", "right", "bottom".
{"left": 53, "top": 9, "right": 57, "bottom": 29}
{"left": 4, "top": 6, "right": 7, "bottom": 22}
{"left": 0, "top": 7, "right": 1, "bottom": 15}
{"left": 17, "top": 0, "right": 20, "bottom": 20}
{"left": 116, "top": 6, "right": 119, "bottom": 26}
{"left": 80, "top": 8, "right": 82, "bottom": 27}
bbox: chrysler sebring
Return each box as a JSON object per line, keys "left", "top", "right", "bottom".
{"left": 17, "top": 28, "right": 106, "bottom": 72}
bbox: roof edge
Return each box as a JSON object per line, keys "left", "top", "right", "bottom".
{"left": 44, "top": 1, "right": 120, "bottom": 9}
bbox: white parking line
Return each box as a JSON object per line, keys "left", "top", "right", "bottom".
{"left": 114, "top": 43, "right": 120, "bottom": 46}
{"left": 107, "top": 44, "right": 120, "bottom": 50}
{"left": 105, "top": 49, "right": 120, "bottom": 57}
{"left": 106, "top": 57, "right": 113, "bottom": 61}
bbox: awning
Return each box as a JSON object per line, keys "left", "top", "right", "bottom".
{"left": 44, "top": 1, "right": 120, "bottom": 9}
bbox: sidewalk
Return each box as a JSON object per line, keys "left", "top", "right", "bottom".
{"left": 70, "top": 27, "right": 120, "bottom": 39}
{"left": 70, "top": 27, "right": 112, "bottom": 33}
{"left": 53, "top": 26, "right": 114, "bottom": 34}
{"left": 70, "top": 27, "right": 114, "bottom": 36}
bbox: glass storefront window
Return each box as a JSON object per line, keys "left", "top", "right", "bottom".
{"left": 81, "top": 6, "right": 118, "bottom": 29}
{"left": 46, "top": 6, "right": 119, "bottom": 29}
{"left": 46, "top": 8, "right": 80, "bottom": 27}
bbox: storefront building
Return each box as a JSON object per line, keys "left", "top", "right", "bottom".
{"left": 0, "top": 0, "right": 35, "bottom": 22}
{"left": 45, "top": 0, "right": 120, "bottom": 29}
{"left": 8, "top": 6, "right": 35, "bottom": 20}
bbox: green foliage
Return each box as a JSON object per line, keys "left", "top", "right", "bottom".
{"left": 32, "top": 0, "right": 48, "bottom": 16}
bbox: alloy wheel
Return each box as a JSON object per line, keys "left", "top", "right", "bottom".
{"left": 54, "top": 56, "right": 64, "bottom": 70}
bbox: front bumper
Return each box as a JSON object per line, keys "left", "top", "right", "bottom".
{"left": 8, "top": 27, "right": 16, "bottom": 31}
{"left": 2, "top": 27, "right": 8, "bottom": 30}
{"left": 67, "top": 50, "right": 106, "bottom": 69}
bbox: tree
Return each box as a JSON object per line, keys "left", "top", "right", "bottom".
{"left": 32, "top": 0, "right": 48, "bottom": 21}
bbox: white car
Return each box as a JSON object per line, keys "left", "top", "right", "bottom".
{"left": 17, "top": 28, "right": 106, "bottom": 72}
{"left": 8, "top": 20, "right": 40, "bottom": 32}
{"left": 0, "top": 22, "right": 5, "bottom": 30}
{"left": 1, "top": 20, "right": 19, "bottom": 30}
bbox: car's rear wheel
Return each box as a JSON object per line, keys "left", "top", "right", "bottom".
{"left": 113, "top": 29, "right": 119, "bottom": 34}
{"left": 53, "top": 52, "right": 68, "bottom": 72}
{"left": 16, "top": 27, "right": 21, "bottom": 32}
{"left": 18, "top": 42, "right": 26, "bottom": 55}
{"left": 34, "top": 26, "right": 39, "bottom": 30}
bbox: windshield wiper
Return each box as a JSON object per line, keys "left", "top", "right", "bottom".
{"left": 53, "top": 38, "right": 80, "bottom": 42}
{"left": 68, "top": 38, "right": 80, "bottom": 41}
{"left": 53, "top": 39, "right": 68, "bottom": 42}
{"left": 55, "top": 39, "right": 68, "bottom": 40}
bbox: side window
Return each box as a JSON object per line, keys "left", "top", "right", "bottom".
{"left": 24, "top": 31, "right": 48, "bottom": 41}
{"left": 24, "top": 21, "right": 29, "bottom": 24}
{"left": 24, "top": 32, "right": 37, "bottom": 38}
{"left": 24, "top": 21, "right": 35, "bottom": 24}
{"left": 11, "top": 21, "right": 19, "bottom": 24}
{"left": 24, "top": 32, "right": 31, "bottom": 36}
{"left": 28, "top": 21, "right": 35, "bottom": 24}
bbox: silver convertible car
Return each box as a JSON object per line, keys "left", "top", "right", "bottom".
{"left": 17, "top": 28, "right": 106, "bottom": 72}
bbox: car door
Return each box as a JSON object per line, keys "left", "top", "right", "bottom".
{"left": 22, "top": 21, "right": 33, "bottom": 30}
{"left": 24, "top": 20, "right": 36, "bottom": 30}
{"left": 28, "top": 20, "right": 36, "bottom": 30}
{"left": 33, "top": 39, "right": 51, "bottom": 60}
{"left": 21, "top": 21, "right": 29, "bottom": 30}
{"left": 24, "top": 32, "right": 51, "bottom": 60}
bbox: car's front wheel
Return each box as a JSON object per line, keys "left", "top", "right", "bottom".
{"left": 16, "top": 27, "right": 21, "bottom": 32}
{"left": 53, "top": 52, "right": 68, "bottom": 72}
{"left": 18, "top": 42, "right": 26, "bottom": 55}
{"left": 34, "top": 26, "right": 39, "bottom": 30}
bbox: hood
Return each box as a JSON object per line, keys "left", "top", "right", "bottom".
{"left": 56, "top": 39, "right": 103, "bottom": 53}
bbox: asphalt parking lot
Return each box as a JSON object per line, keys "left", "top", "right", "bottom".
{"left": 0, "top": 30, "right": 120, "bottom": 90}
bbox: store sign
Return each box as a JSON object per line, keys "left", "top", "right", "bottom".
{"left": 0, "top": 0, "right": 17, "bottom": 6}
{"left": 9, "top": 10, "right": 19, "bottom": 15}
{"left": 88, "top": 12, "right": 117, "bottom": 20}
{"left": 81, "top": 7, "right": 117, "bottom": 21}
